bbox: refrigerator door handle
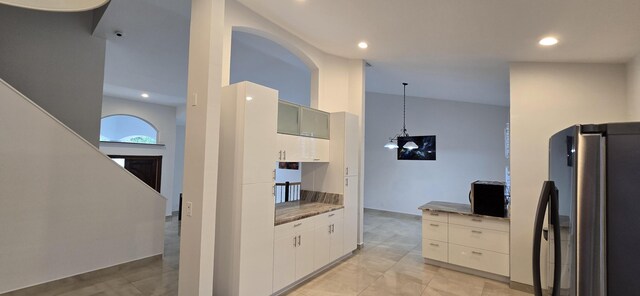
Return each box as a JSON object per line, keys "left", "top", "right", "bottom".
{"left": 533, "top": 181, "right": 560, "bottom": 296}
{"left": 550, "top": 186, "right": 562, "bottom": 296}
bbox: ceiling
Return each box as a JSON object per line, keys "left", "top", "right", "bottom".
{"left": 237, "top": 0, "right": 640, "bottom": 106}
{"left": 94, "top": 0, "right": 191, "bottom": 106}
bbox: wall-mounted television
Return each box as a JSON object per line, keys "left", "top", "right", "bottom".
{"left": 397, "top": 136, "right": 436, "bottom": 160}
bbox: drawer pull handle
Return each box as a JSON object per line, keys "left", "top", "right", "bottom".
{"left": 430, "top": 213, "right": 439, "bottom": 216}
{"left": 472, "top": 251, "right": 483, "bottom": 255}
{"left": 471, "top": 230, "right": 483, "bottom": 234}
{"left": 328, "top": 214, "right": 335, "bottom": 217}
{"left": 429, "top": 223, "right": 439, "bottom": 227}
{"left": 429, "top": 243, "right": 439, "bottom": 247}
{"left": 294, "top": 223, "right": 302, "bottom": 227}
{"left": 472, "top": 218, "right": 482, "bottom": 222}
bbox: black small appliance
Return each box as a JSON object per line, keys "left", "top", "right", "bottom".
{"left": 470, "top": 181, "right": 508, "bottom": 218}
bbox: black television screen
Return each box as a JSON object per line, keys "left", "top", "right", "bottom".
{"left": 397, "top": 136, "right": 436, "bottom": 160}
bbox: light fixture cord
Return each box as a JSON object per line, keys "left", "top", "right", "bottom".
{"left": 402, "top": 82, "right": 408, "bottom": 136}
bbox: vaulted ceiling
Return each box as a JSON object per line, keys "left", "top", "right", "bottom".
{"left": 94, "top": 0, "right": 640, "bottom": 107}
{"left": 237, "top": 0, "right": 640, "bottom": 106}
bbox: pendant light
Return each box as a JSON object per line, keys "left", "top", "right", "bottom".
{"left": 383, "top": 83, "right": 418, "bottom": 150}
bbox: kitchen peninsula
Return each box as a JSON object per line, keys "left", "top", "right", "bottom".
{"left": 419, "top": 201, "right": 511, "bottom": 282}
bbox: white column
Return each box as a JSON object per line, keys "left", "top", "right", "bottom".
{"left": 178, "top": 0, "right": 225, "bottom": 295}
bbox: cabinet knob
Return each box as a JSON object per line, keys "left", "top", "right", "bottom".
{"left": 471, "top": 230, "right": 483, "bottom": 234}
{"left": 472, "top": 251, "right": 483, "bottom": 255}
{"left": 298, "top": 234, "right": 301, "bottom": 246}
{"left": 294, "top": 223, "right": 302, "bottom": 227}
{"left": 279, "top": 151, "right": 282, "bottom": 160}
{"left": 293, "top": 236, "right": 297, "bottom": 247}
{"left": 429, "top": 223, "right": 439, "bottom": 227}
{"left": 430, "top": 212, "right": 439, "bottom": 216}
{"left": 429, "top": 243, "right": 439, "bottom": 247}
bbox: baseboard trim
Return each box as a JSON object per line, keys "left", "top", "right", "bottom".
{"left": 509, "top": 281, "right": 535, "bottom": 294}
{"left": 424, "top": 258, "right": 510, "bottom": 283}
{"left": 3, "top": 254, "right": 163, "bottom": 295}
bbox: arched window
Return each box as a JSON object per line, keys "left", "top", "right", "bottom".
{"left": 100, "top": 115, "right": 158, "bottom": 144}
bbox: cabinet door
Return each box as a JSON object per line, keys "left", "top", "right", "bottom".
{"left": 344, "top": 113, "right": 359, "bottom": 176}
{"left": 278, "top": 101, "right": 300, "bottom": 135}
{"left": 300, "top": 107, "right": 330, "bottom": 139}
{"left": 239, "top": 183, "right": 275, "bottom": 295}
{"left": 243, "top": 85, "right": 278, "bottom": 184}
{"left": 295, "top": 227, "right": 316, "bottom": 280}
{"left": 273, "top": 235, "right": 296, "bottom": 292}
{"left": 330, "top": 218, "right": 344, "bottom": 261}
{"left": 343, "top": 176, "right": 358, "bottom": 254}
{"left": 314, "top": 138, "right": 330, "bottom": 162}
{"left": 277, "top": 134, "right": 302, "bottom": 162}
{"left": 314, "top": 220, "right": 331, "bottom": 269}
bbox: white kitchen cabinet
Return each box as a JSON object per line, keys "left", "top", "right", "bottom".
{"left": 421, "top": 209, "right": 510, "bottom": 279}
{"left": 448, "top": 244, "right": 509, "bottom": 276}
{"left": 273, "top": 216, "right": 318, "bottom": 293}
{"left": 343, "top": 113, "right": 359, "bottom": 176}
{"left": 330, "top": 215, "right": 344, "bottom": 261}
{"left": 422, "top": 239, "right": 448, "bottom": 262}
{"left": 295, "top": 227, "right": 316, "bottom": 279}
{"left": 343, "top": 175, "right": 358, "bottom": 254}
{"left": 215, "top": 82, "right": 278, "bottom": 296}
{"left": 273, "top": 235, "right": 296, "bottom": 292}
{"left": 276, "top": 134, "right": 329, "bottom": 162}
{"left": 314, "top": 209, "right": 344, "bottom": 269}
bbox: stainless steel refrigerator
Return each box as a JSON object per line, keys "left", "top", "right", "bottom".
{"left": 532, "top": 123, "right": 640, "bottom": 296}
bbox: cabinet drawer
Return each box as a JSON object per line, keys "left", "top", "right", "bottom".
{"left": 448, "top": 214, "right": 509, "bottom": 232}
{"left": 315, "top": 209, "right": 343, "bottom": 225}
{"left": 422, "top": 239, "right": 447, "bottom": 262}
{"left": 448, "top": 244, "right": 509, "bottom": 276}
{"left": 449, "top": 224, "right": 509, "bottom": 254}
{"left": 275, "top": 216, "right": 316, "bottom": 237}
{"left": 422, "top": 211, "right": 448, "bottom": 223}
{"left": 422, "top": 220, "right": 448, "bottom": 242}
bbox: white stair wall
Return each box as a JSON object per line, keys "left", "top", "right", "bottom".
{"left": 0, "top": 79, "right": 166, "bottom": 294}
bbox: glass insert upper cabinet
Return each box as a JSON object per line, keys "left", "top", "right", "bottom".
{"left": 277, "top": 100, "right": 330, "bottom": 139}
{"left": 300, "top": 107, "right": 329, "bottom": 139}
{"left": 277, "top": 101, "right": 300, "bottom": 136}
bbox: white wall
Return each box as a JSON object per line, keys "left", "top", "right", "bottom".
{"left": 0, "top": 79, "right": 165, "bottom": 294}
{"left": 230, "top": 31, "right": 311, "bottom": 106}
{"left": 628, "top": 54, "right": 640, "bottom": 119}
{"left": 509, "top": 62, "right": 628, "bottom": 285}
{"left": 99, "top": 96, "right": 178, "bottom": 216}
{"left": 0, "top": 5, "right": 106, "bottom": 146}
{"left": 364, "top": 92, "right": 508, "bottom": 215}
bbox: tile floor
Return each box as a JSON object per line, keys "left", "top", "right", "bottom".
{"left": 6, "top": 210, "right": 531, "bottom": 296}
{"left": 286, "top": 210, "right": 531, "bottom": 296}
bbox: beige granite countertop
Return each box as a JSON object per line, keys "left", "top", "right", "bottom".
{"left": 275, "top": 201, "right": 344, "bottom": 225}
{"left": 419, "top": 201, "right": 510, "bottom": 220}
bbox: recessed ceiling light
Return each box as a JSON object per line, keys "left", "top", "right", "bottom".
{"left": 246, "top": 96, "right": 253, "bottom": 101}
{"left": 141, "top": 93, "right": 149, "bottom": 98}
{"left": 539, "top": 37, "right": 559, "bottom": 46}
{"left": 358, "top": 41, "right": 368, "bottom": 49}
